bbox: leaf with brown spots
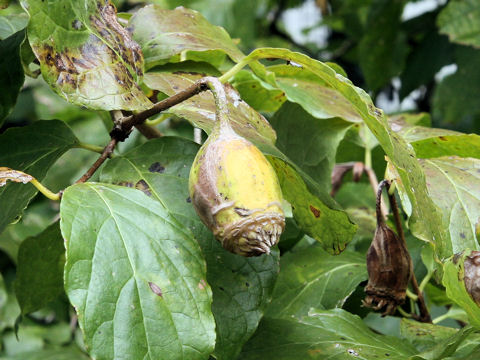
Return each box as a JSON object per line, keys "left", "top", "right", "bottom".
{"left": 61, "top": 183, "right": 216, "bottom": 359}
{"left": 389, "top": 114, "right": 480, "bottom": 159}
{"left": 24, "top": 0, "right": 152, "bottom": 111}
{"left": 418, "top": 157, "right": 480, "bottom": 257}
{"left": 99, "top": 137, "right": 280, "bottom": 359}
{"left": 269, "top": 157, "right": 356, "bottom": 255}
{"left": 129, "top": 5, "right": 245, "bottom": 70}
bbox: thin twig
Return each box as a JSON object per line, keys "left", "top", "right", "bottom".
{"left": 409, "top": 274, "right": 431, "bottom": 323}
{"left": 331, "top": 162, "right": 356, "bottom": 197}
{"left": 385, "top": 181, "right": 432, "bottom": 323}
{"left": 135, "top": 123, "right": 163, "bottom": 139}
{"left": 330, "top": 162, "right": 387, "bottom": 220}
{"left": 76, "top": 138, "right": 118, "bottom": 184}
{"left": 75, "top": 78, "right": 213, "bottom": 184}
{"left": 365, "top": 167, "right": 388, "bottom": 220}
{"left": 118, "top": 80, "right": 209, "bottom": 132}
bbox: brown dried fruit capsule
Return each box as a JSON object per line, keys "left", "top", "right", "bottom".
{"left": 363, "top": 181, "right": 412, "bottom": 316}
{"left": 464, "top": 250, "right": 480, "bottom": 305}
{"left": 188, "top": 79, "right": 285, "bottom": 256}
{"left": 363, "top": 222, "right": 412, "bottom": 315}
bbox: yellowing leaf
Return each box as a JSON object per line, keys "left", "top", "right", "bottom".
{"left": 24, "top": 0, "right": 152, "bottom": 111}
{"left": 0, "top": 167, "right": 33, "bottom": 187}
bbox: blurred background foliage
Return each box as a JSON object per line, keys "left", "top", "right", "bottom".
{"left": 3, "top": 0, "right": 478, "bottom": 134}
{"left": 0, "top": 0, "right": 478, "bottom": 358}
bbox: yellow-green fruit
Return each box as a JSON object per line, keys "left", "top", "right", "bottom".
{"left": 189, "top": 122, "right": 285, "bottom": 257}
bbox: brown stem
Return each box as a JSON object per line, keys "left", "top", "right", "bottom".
{"left": 385, "top": 181, "right": 432, "bottom": 323}
{"left": 135, "top": 123, "right": 163, "bottom": 139}
{"left": 75, "top": 78, "right": 211, "bottom": 184}
{"left": 118, "top": 79, "right": 209, "bottom": 132}
{"left": 409, "top": 274, "right": 432, "bottom": 323}
{"left": 76, "top": 138, "right": 118, "bottom": 184}
{"left": 367, "top": 168, "right": 387, "bottom": 220}
{"left": 376, "top": 180, "right": 389, "bottom": 226}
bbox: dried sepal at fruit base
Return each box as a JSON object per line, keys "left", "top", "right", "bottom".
{"left": 363, "top": 180, "right": 412, "bottom": 316}
{"left": 188, "top": 78, "right": 285, "bottom": 257}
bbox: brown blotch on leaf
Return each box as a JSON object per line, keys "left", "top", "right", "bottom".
{"left": 90, "top": 2, "right": 144, "bottom": 77}
{"left": 116, "top": 181, "right": 134, "bottom": 188}
{"left": 148, "top": 162, "right": 165, "bottom": 173}
{"left": 135, "top": 179, "right": 152, "bottom": 196}
{"left": 309, "top": 205, "right": 321, "bottom": 218}
{"left": 72, "top": 19, "right": 82, "bottom": 30}
{"left": 148, "top": 282, "right": 163, "bottom": 297}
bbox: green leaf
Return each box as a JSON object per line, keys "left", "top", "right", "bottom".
{"left": 417, "top": 157, "right": 480, "bottom": 257}
{"left": 443, "top": 255, "right": 480, "bottom": 329}
{"left": 15, "top": 222, "right": 65, "bottom": 315}
{"left": 271, "top": 102, "right": 353, "bottom": 194}
{"left": 269, "top": 157, "right": 357, "bottom": 254}
{"left": 410, "top": 325, "right": 476, "bottom": 360}
{"left": 265, "top": 243, "right": 367, "bottom": 319}
{"left": 60, "top": 183, "right": 216, "bottom": 360}
{"left": 0, "top": 347, "right": 90, "bottom": 360}
{"left": 400, "top": 318, "right": 457, "bottom": 352}
{"left": 399, "top": 31, "right": 452, "bottom": 99}
{"left": 24, "top": 0, "right": 152, "bottom": 111}
{"left": 433, "top": 46, "right": 480, "bottom": 128}
{"left": 143, "top": 72, "right": 277, "bottom": 147}
{"left": 0, "top": 30, "right": 25, "bottom": 125}
{"left": 0, "top": 120, "right": 78, "bottom": 235}
{"left": 99, "top": 137, "right": 280, "bottom": 360}
{"left": 129, "top": 5, "right": 244, "bottom": 69}
{"left": 185, "top": 0, "right": 259, "bottom": 50}
{"left": 358, "top": 0, "right": 408, "bottom": 92}
{"left": 1, "top": 322, "right": 74, "bottom": 356}
{"left": 244, "top": 47, "right": 447, "bottom": 257}
{"left": 0, "top": 12, "right": 28, "bottom": 40}
{"left": 229, "top": 70, "right": 286, "bottom": 113}
{"left": 240, "top": 309, "right": 417, "bottom": 360}
{"left": 2, "top": 327, "right": 44, "bottom": 356}
{"left": 0, "top": 273, "right": 20, "bottom": 332}
{"left": 412, "top": 134, "right": 480, "bottom": 160}
{"left": 438, "top": 0, "right": 480, "bottom": 48}
{"left": 390, "top": 115, "right": 480, "bottom": 159}
{"left": 42, "top": 116, "right": 110, "bottom": 191}
{"left": 401, "top": 318, "right": 480, "bottom": 359}
{"left": 268, "top": 64, "right": 363, "bottom": 122}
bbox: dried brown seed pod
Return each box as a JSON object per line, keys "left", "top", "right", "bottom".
{"left": 363, "top": 222, "right": 412, "bottom": 315}
{"left": 363, "top": 180, "right": 412, "bottom": 316}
